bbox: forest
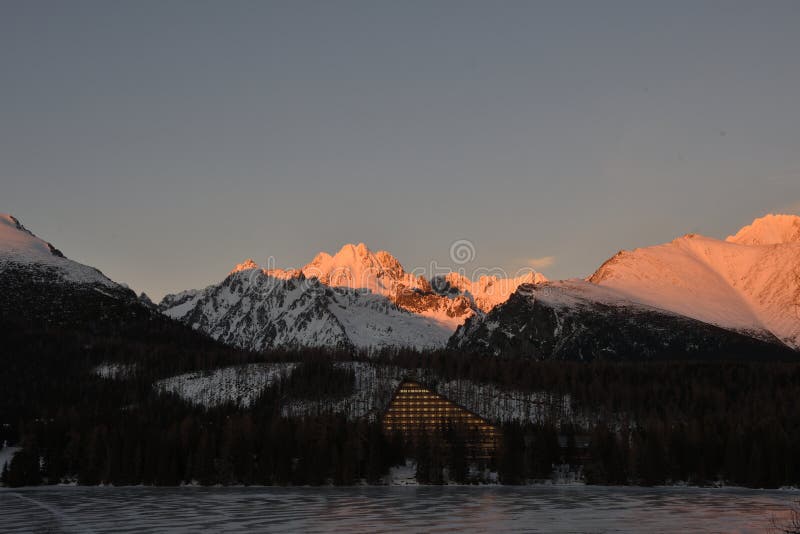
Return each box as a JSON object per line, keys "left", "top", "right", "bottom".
{"left": 2, "top": 310, "right": 800, "bottom": 488}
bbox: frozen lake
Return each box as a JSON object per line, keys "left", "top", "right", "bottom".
{"left": 1, "top": 485, "right": 797, "bottom": 533}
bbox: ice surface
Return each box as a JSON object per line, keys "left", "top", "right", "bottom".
{"left": 0, "top": 486, "right": 796, "bottom": 533}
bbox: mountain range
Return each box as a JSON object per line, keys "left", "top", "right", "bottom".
{"left": 1, "top": 212, "right": 799, "bottom": 359}
{"left": 158, "top": 243, "right": 541, "bottom": 350}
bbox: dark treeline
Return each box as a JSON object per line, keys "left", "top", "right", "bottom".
{"left": 3, "top": 407, "right": 402, "bottom": 487}
{"left": 3, "top": 314, "right": 800, "bottom": 488}
{"left": 0, "top": 314, "right": 360, "bottom": 447}
{"left": 393, "top": 350, "right": 800, "bottom": 486}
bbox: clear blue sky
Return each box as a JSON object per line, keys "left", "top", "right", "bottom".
{"left": 3, "top": 1, "right": 800, "bottom": 300}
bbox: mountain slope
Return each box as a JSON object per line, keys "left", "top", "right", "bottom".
{"left": 0, "top": 214, "right": 140, "bottom": 326}
{"left": 0, "top": 214, "right": 121, "bottom": 290}
{"left": 0, "top": 214, "right": 265, "bottom": 460}
{"left": 0, "top": 213, "right": 256, "bottom": 361}
{"left": 449, "top": 280, "right": 795, "bottom": 360}
{"left": 588, "top": 215, "right": 800, "bottom": 348}
{"left": 451, "top": 215, "right": 800, "bottom": 358}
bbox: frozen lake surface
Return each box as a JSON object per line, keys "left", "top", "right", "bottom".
{"left": 1, "top": 485, "right": 797, "bottom": 533}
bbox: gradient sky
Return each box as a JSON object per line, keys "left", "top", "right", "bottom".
{"left": 3, "top": 1, "right": 800, "bottom": 300}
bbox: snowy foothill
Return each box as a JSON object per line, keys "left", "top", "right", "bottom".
{"left": 94, "top": 362, "right": 136, "bottom": 380}
{"left": 150, "top": 359, "right": 583, "bottom": 427}
{"left": 154, "top": 363, "right": 297, "bottom": 408}
{"left": 280, "top": 361, "right": 584, "bottom": 426}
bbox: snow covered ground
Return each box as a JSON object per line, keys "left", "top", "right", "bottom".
{"left": 154, "top": 363, "right": 296, "bottom": 408}
{"left": 279, "top": 361, "right": 580, "bottom": 425}
{"left": 94, "top": 363, "right": 136, "bottom": 380}
{"left": 387, "top": 461, "right": 419, "bottom": 486}
{"left": 0, "top": 443, "right": 20, "bottom": 473}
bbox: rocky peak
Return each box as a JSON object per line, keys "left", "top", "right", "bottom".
{"left": 230, "top": 258, "right": 260, "bottom": 274}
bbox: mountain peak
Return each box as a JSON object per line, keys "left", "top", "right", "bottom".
{"left": 0, "top": 214, "right": 117, "bottom": 288}
{"left": 726, "top": 213, "right": 800, "bottom": 245}
{"left": 334, "top": 242, "right": 372, "bottom": 259}
{"left": 302, "top": 242, "right": 413, "bottom": 291}
{"left": 3, "top": 214, "right": 31, "bottom": 235}
{"left": 230, "top": 258, "right": 259, "bottom": 274}
{"left": 1, "top": 214, "right": 66, "bottom": 260}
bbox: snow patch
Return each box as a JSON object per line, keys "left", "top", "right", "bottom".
{"left": 94, "top": 362, "right": 136, "bottom": 380}
{"left": 0, "top": 442, "right": 21, "bottom": 474}
{"left": 155, "top": 363, "right": 296, "bottom": 408}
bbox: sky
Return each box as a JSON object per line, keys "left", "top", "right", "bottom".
{"left": 2, "top": 1, "right": 800, "bottom": 300}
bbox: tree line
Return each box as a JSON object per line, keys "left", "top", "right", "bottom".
{"left": 3, "top": 313, "right": 800, "bottom": 487}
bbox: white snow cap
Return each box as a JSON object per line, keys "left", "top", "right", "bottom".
{"left": 725, "top": 213, "right": 800, "bottom": 245}
{"left": 301, "top": 242, "right": 425, "bottom": 295}
{"left": 0, "top": 214, "right": 62, "bottom": 259}
{"left": 0, "top": 213, "right": 118, "bottom": 287}
{"left": 230, "top": 258, "right": 259, "bottom": 274}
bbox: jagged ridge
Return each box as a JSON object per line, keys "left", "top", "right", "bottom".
{"left": 160, "top": 243, "right": 542, "bottom": 350}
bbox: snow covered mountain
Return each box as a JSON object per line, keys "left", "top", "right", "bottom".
{"left": 300, "top": 243, "right": 474, "bottom": 330}
{"left": 0, "top": 213, "right": 164, "bottom": 333}
{"left": 159, "top": 243, "right": 543, "bottom": 351}
{"left": 7, "top": 210, "right": 796, "bottom": 357}
{"left": 160, "top": 264, "right": 453, "bottom": 350}
{"left": 589, "top": 214, "right": 800, "bottom": 349}
{"left": 452, "top": 214, "right": 800, "bottom": 357}
{"left": 0, "top": 214, "right": 122, "bottom": 291}
{"left": 0, "top": 214, "right": 137, "bottom": 319}
{"left": 449, "top": 280, "right": 795, "bottom": 360}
